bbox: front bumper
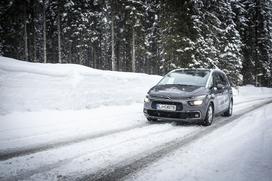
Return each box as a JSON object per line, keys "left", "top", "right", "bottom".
{"left": 143, "top": 97, "right": 207, "bottom": 122}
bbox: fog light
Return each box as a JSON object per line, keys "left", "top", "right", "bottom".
{"left": 195, "top": 113, "right": 200, "bottom": 118}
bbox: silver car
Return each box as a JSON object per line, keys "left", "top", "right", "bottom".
{"left": 143, "top": 69, "right": 233, "bottom": 126}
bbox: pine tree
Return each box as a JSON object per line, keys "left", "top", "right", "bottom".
{"left": 217, "top": 0, "right": 242, "bottom": 85}
{"left": 0, "top": 0, "right": 272, "bottom": 86}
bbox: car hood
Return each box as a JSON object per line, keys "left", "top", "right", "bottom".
{"left": 148, "top": 84, "right": 207, "bottom": 99}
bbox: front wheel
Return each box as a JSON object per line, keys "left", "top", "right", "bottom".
{"left": 202, "top": 104, "right": 214, "bottom": 126}
{"left": 223, "top": 99, "right": 233, "bottom": 117}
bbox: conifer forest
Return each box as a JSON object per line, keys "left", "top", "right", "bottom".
{"left": 0, "top": 0, "right": 272, "bottom": 86}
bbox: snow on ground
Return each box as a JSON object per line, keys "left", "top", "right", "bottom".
{"left": 233, "top": 85, "right": 272, "bottom": 104}
{"left": 0, "top": 56, "right": 160, "bottom": 114}
{"left": 1, "top": 56, "right": 272, "bottom": 180}
{"left": 0, "top": 104, "right": 146, "bottom": 151}
{"left": 0, "top": 56, "right": 160, "bottom": 151}
{"left": 129, "top": 103, "right": 272, "bottom": 181}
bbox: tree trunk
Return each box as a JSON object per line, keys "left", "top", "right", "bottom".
{"left": 32, "top": 0, "right": 37, "bottom": 62}
{"left": 111, "top": 15, "right": 116, "bottom": 71}
{"left": 254, "top": 0, "right": 260, "bottom": 85}
{"left": 79, "top": 35, "right": 84, "bottom": 65}
{"left": 24, "top": 4, "right": 29, "bottom": 61}
{"left": 132, "top": 27, "right": 136, "bottom": 72}
{"left": 90, "top": 46, "right": 95, "bottom": 68}
{"left": 69, "top": 41, "right": 72, "bottom": 63}
{"left": 32, "top": 26, "right": 37, "bottom": 62}
{"left": 43, "top": 0, "right": 47, "bottom": 63}
{"left": 57, "top": 0, "right": 62, "bottom": 63}
{"left": 93, "top": 46, "right": 96, "bottom": 68}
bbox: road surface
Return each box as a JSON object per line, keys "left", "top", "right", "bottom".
{"left": 0, "top": 98, "right": 272, "bottom": 181}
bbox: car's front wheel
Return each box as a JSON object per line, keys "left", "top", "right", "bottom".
{"left": 202, "top": 104, "right": 214, "bottom": 126}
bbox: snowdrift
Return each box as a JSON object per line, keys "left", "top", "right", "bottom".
{"left": 0, "top": 56, "right": 160, "bottom": 114}
{"left": 1, "top": 56, "right": 272, "bottom": 115}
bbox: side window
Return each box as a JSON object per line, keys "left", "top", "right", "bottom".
{"left": 218, "top": 73, "right": 227, "bottom": 86}
{"left": 213, "top": 73, "right": 222, "bottom": 86}
{"left": 222, "top": 73, "right": 230, "bottom": 87}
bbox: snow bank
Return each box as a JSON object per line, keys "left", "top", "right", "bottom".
{"left": 1, "top": 56, "right": 272, "bottom": 115}
{"left": 233, "top": 85, "right": 272, "bottom": 97}
{"left": 0, "top": 56, "right": 161, "bottom": 114}
{"left": 232, "top": 85, "right": 272, "bottom": 105}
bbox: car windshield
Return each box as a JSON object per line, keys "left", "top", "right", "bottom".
{"left": 158, "top": 70, "right": 210, "bottom": 87}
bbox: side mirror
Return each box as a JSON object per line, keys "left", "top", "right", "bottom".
{"left": 217, "top": 83, "right": 224, "bottom": 90}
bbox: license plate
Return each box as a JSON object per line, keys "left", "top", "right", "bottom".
{"left": 156, "top": 104, "right": 176, "bottom": 111}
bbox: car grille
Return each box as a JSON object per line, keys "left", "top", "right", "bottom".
{"left": 151, "top": 101, "right": 183, "bottom": 111}
{"left": 147, "top": 110, "right": 185, "bottom": 119}
{"left": 147, "top": 110, "right": 200, "bottom": 119}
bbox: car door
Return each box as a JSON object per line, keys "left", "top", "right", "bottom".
{"left": 220, "top": 73, "right": 231, "bottom": 110}
{"left": 212, "top": 72, "right": 225, "bottom": 113}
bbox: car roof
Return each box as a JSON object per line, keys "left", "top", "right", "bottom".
{"left": 170, "top": 68, "right": 225, "bottom": 75}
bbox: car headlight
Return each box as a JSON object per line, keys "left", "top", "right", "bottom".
{"left": 144, "top": 95, "right": 150, "bottom": 103}
{"left": 188, "top": 95, "right": 206, "bottom": 106}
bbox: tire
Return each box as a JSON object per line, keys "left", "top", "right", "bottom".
{"left": 223, "top": 99, "right": 233, "bottom": 117}
{"left": 202, "top": 104, "right": 214, "bottom": 126}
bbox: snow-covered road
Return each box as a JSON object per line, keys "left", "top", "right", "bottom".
{"left": 129, "top": 101, "right": 272, "bottom": 181}
{"left": 0, "top": 98, "right": 271, "bottom": 181}
{"left": 1, "top": 57, "right": 272, "bottom": 181}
